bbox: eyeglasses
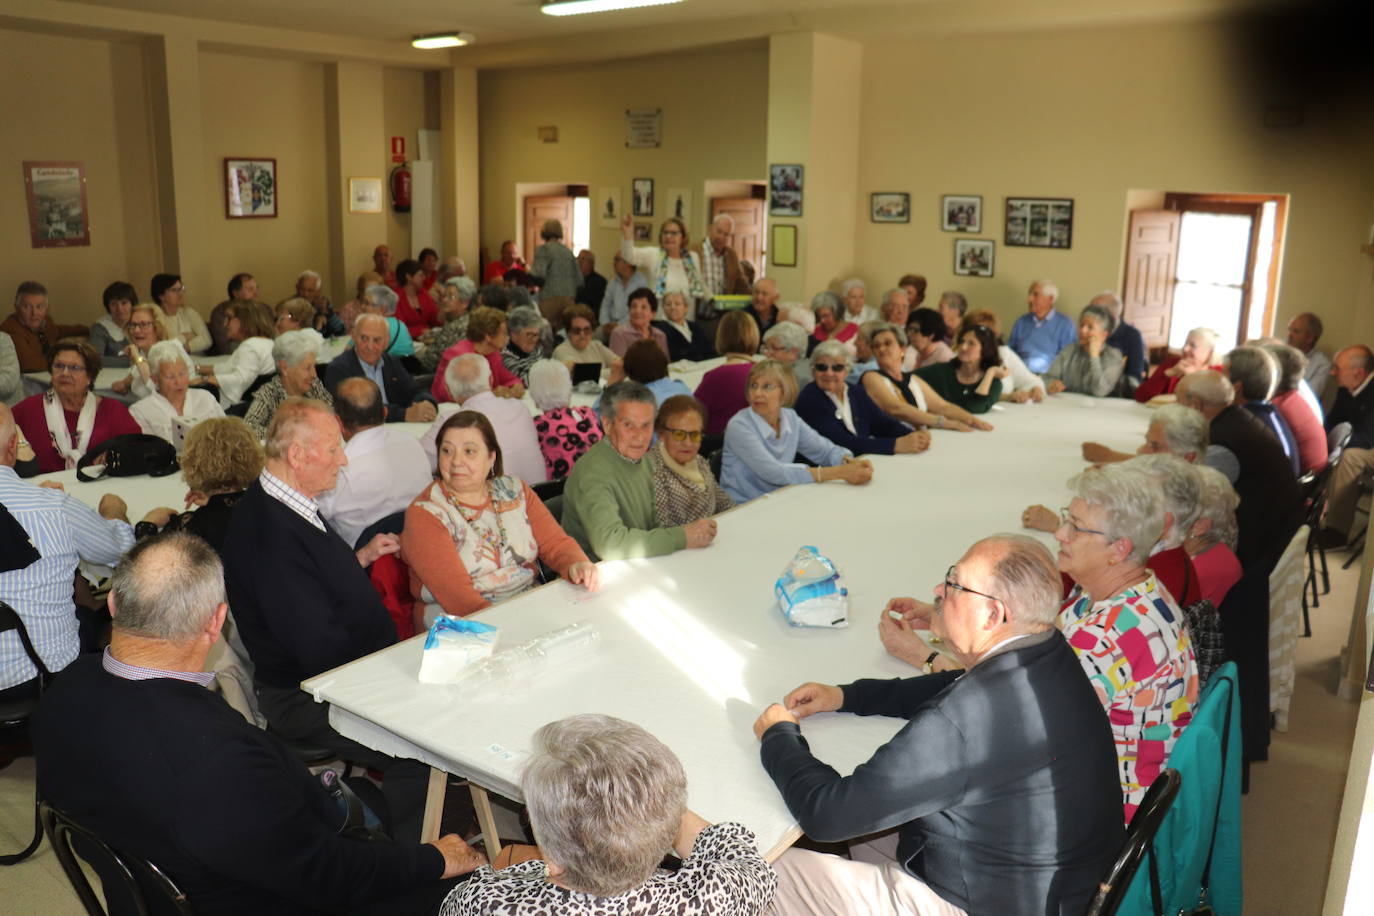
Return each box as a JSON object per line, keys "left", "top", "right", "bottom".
{"left": 127, "top": 320, "right": 155, "bottom": 330}
{"left": 814, "top": 363, "right": 847, "bottom": 373}
{"left": 168, "top": 285, "right": 186, "bottom": 293}
{"left": 51, "top": 362, "right": 86, "bottom": 374}
{"left": 569, "top": 324, "right": 593, "bottom": 335}
{"left": 747, "top": 381, "right": 781, "bottom": 393}
{"left": 660, "top": 427, "right": 702, "bottom": 442}
{"left": 943, "top": 565, "right": 1002, "bottom": 605}
{"left": 1058, "top": 507, "right": 1108, "bottom": 539}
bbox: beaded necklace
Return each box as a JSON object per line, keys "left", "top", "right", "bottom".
{"left": 443, "top": 480, "right": 510, "bottom": 563}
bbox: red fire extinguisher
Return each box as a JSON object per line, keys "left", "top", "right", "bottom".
{"left": 390, "top": 163, "right": 411, "bottom": 213}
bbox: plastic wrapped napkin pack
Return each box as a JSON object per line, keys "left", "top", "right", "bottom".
{"left": 418, "top": 616, "right": 499, "bottom": 684}
{"left": 775, "top": 546, "right": 849, "bottom": 628}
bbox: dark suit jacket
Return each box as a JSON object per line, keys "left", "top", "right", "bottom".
{"left": 794, "top": 381, "right": 911, "bottom": 456}
{"left": 1106, "top": 320, "right": 1148, "bottom": 385}
{"left": 1326, "top": 381, "right": 1374, "bottom": 449}
{"left": 1242, "top": 401, "right": 1300, "bottom": 475}
{"left": 1210, "top": 405, "right": 1301, "bottom": 570}
{"left": 34, "top": 655, "right": 442, "bottom": 916}
{"left": 760, "top": 630, "right": 1122, "bottom": 916}
{"left": 324, "top": 349, "right": 431, "bottom": 423}
{"left": 576, "top": 270, "right": 607, "bottom": 309}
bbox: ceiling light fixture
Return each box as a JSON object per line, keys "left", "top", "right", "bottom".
{"left": 541, "top": 0, "right": 684, "bottom": 17}
{"left": 411, "top": 32, "right": 475, "bottom": 49}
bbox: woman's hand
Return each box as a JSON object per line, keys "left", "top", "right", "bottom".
{"left": 969, "top": 417, "right": 994, "bottom": 431}
{"left": 1030, "top": 386, "right": 1046, "bottom": 403}
{"left": 620, "top": 211, "right": 634, "bottom": 239}
{"left": 988, "top": 365, "right": 1011, "bottom": 380}
{"left": 894, "top": 430, "right": 930, "bottom": 454}
{"left": 607, "top": 358, "right": 626, "bottom": 385}
{"left": 196, "top": 363, "right": 213, "bottom": 377}
{"left": 1046, "top": 379, "right": 1066, "bottom": 395}
{"left": 565, "top": 561, "right": 601, "bottom": 592}
{"left": 111, "top": 377, "right": 131, "bottom": 395}
{"left": 1021, "top": 504, "right": 1058, "bottom": 532}
{"left": 939, "top": 417, "right": 974, "bottom": 432}
{"left": 836, "top": 457, "right": 874, "bottom": 486}
{"left": 781, "top": 682, "right": 844, "bottom": 719}
{"left": 1005, "top": 389, "right": 1031, "bottom": 403}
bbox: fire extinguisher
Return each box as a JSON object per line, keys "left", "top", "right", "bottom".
{"left": 390, "top": 163, "right": 411, "bottom": 213}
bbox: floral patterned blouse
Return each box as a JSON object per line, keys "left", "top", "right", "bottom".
{"left": 1059, "top": 571, "right": 1199, "bottom": 821}
{"left": 534, "top": 405, "right": 603, "bottom": 480}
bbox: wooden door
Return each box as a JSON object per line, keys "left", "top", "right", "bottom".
{"left": 523, "top": 196, "right": 575, "bottom": 272}
{"left": 1122, "top": 210, "right": 1181, "bottom": 348}
{"left": 711, "top": 198, "right": 764, "bottom": 276}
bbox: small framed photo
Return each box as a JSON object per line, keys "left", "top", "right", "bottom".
{"left": 953, "top": 239, "right": 995, "bottom": 278}
{"left": 870, "top": 193, "right": 910, "bottom": 223}
{"left": 348, "top": 177, "right": 383, "bottom": 214}
{"left": 771, "top": 224, "right": 797, "bottom": 267}
{"left": 597, "top": 187, "right": 622, "bottom": 228}
{"left": 769, "top": 164, "right": 803, "bottom": 217}
{"left": 633, "top": 222, "right": 653, "bottom": 241}
{"left": 23, "top": 161, "right": 90, "bottom": 248}
{"left": 224, "top": 157, "right": 277, "bottom": 219}
{"left": 665, "top": 187, "right": 691, "bottom": 226}
{"left": 941, "top": 194, "right": 982, "bottom": 232}
{"left": 1005, "top": 197, "right": 1073, "bottom": 248}
{"left": 632, "top": 178, "right": 654, "bottom": 217}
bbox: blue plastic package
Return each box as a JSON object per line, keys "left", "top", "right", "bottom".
{"left": 774, "top": 546, "right": 849, "bottom": 628}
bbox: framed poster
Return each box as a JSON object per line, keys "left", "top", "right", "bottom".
{"left": 941, "top": 194, "right": 982, "bottom": 232}
{"left": 870, "top": 192, "right": 910, "bottom": 224}
{"left": 1005, "top": 197, "right": 1073, "bottom": 248}
{"left": 769, "top": 164, "right": 803, "bottom": 217}
{"left": 597, "top": 187, "right": 622, "bottom": 228}
{"left": 632, "top": 178, "right": 654, "bottom": 217}
{"left": 348, "top": 177, "right": 383, "bottom": 214}
{"left": 633, "top": 222, "right": 653, "bottom": 241}
{"left": 953, "top": 239, "right": 995, "bottom": 277}
{"left": 665, "top": 187, "right": 691, "bottom": 226}
{"left": 224, "top": 157, "right": 277, "bottom": 219}
{"left": 23, "top": 161, "right": 90, "bottom": 248}
{"left": 771, "top": 224, "right": 797, "bottom": 267}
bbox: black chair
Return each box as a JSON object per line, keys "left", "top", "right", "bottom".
{"left": 0, "top": 600, "right": 53, "bottom": 866}
{"left": 1300, "top": 424, "right": 1349, "bottom": 635}
{"left": 1083, "top": 768, "right": 1183, "bottom": 916}
{"left": 707, "top": 448, "right": 723, "bottom": 482}
{"left": 531, "top": 477, "right": 566, "bottom": 504}
{"left": 40, "top": 801, "right": 197, "bottom": 916}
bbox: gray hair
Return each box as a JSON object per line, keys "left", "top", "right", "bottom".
{"left": 146, "top": 340, "right": 190, "bottom": 376}
{"left": 529, "top": 359, "right": 572, "bottom": 412}
{"left": 296, "top": 269, "right": 322, "bottom": 286}
{"left": 868, "top": 321, "right": 907, "bottom": 348}
{"left": 1261, "top": 343, "right": 1306, "bottom": 393}
{"left": 1030, "top": 278, "right": 1059, "bottom": 300}
{"left": 272, "top": 329, "right": 319, "bottom": 368}
{"left": 1150, "top": 404, "right": 1209, "bottom": 457}
{"left": 762, "top": 320, "right": 807, "bottom": 356}
{"left": 881, "top": 288, "right": 908, "bottom": 307}
{"left": 110, "top": 532, "right": 225, "bottom": 642}
{"left": 978, "top": 534, "right": 1062, "bottom": 631}
{"left": 364, "top": 284, "right": 398, "bottom": 316}
{"left": 1226, "top": 346, "right": 1277, "bottom": 401}
{"left": 522, "top": 714, "right": 685, "bottom": 897}
{"left": 1193, "top": 463, "right": 1239, "bottom": 550}
{"left": 840, "top": 278, "right": 865, "bottom": 296}
{"left": 811, "top": 339, "right": 852, "bottom": 369}
{"left": 444, "top": 275, "right": 477, "bottom": 304}
{"left": 1066, "top": 463, "right": 1166, "bottom": 566}
{"left": 1125, "top": 454, "right": 1202, "bottom": 550}
{"left": 1186, "top": 327, "right": 1221, "bottom": 359}
{"left": 938, "top": 290, "right": 968, "bottom": 316}
{"left": 354, "top": 312, "right": 389, "bottom": 337}
{"left": 810, "top": 290, "right": 843, "bottom": 323}
{"left": 1090, "top": 290, "right": 1123, "bottom": 318}
{"left": 264, "top": 397, "right": 333, "bottom": 460}
{"left": 601, "top": 380, "right": 656, "bottom": 423}
{"left": 711, "top": 213, "right": 735, "bottom": 231}
{"left": 1179, "top": 370, "right": 1235, "bottom": 410}
{"left": 444, "top": 352, "right": 492, "bottom": 401}
{"left": 1079, "top": 303, "right": 1116, "bottom": 335}
{"left": 779, "top": 304, "right": 815, "bottom": 333}
{"left": 507, "top": 305, "right": 545, "bottom": 334}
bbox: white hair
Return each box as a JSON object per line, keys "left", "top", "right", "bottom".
{"left": 763, "top": 321, "right": 807, "bottom": 356}
{"left": 811, "top": 290, "right": 843, "bottom": 323}
{"left": 354, "top": 312, "right": 389, "bottom": 336}
{"left": 146, "top": 339, "right": 191, "bottom": 376}
{"left": 1150, "top": 404, "right": 1209, "bottom": 457}
{"left": 1180, "top": 370, "right": 1235, "bottom": 410}
{"left": 810, "top": 339, "right": 852, "bottom": 369}
{"left": 1090, "top": 290, "right": 1123, "bottom": 317}
{"left": 1030, "top": 278, "right": 1059, "bottom": 300}
{"left": 444, "top": 275, "right": 477, "bottom": 303}
{"left": 296, "top": 269, "right": 322, "bottom": 285}
{"left": 1066, "top": 463, "right": 1166, "bottom": 566}
{"left": 272, "top": 329, "right": 320, "bottom": 368}
{"left": 1124, "top": 454, "right": 1202, "bottom": 550}
{"left": 444, "top": 352, "right": 492, "bottom": 401}
{"left": 841, "top": 278, "right": 866, "bottom": 296}
{"left": 779, "top": 304, "right": 814, "bottom": 333}
{"left": 528, "top": 359, "right": 572, "bottom": 412}
{"left": 1193, "top": 464, "right": 1239, "bottom": 550}
{"left": 507, "top": 306, "right": 545, "bottom": 334}
{"left": 364, "top": 284, "right": 398, "bottom": 316}
{"left": 711, "top": 213, "right": 735, "bottom": 231}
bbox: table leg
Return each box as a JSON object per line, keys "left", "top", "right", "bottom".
{"left": 421, "top": 766, "right": 447, "bottom": 843}
{"left": 469, "top": 783, "right": 503, "bottom": 859}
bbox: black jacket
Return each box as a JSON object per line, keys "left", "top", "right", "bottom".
{"left": 1326, "top": 381, "right": 1374, "bottom": 449}
{"left": 794, "top": 380, "right": 912, "bottom": 456}
{"left": 1210, "top": 405, "right": 1301, "bottom": 570}
{"left": 324, "top": 349, "right": 430, "bottom": 423}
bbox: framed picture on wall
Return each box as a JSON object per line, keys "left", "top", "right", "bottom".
{"left": 771, "top": 224, "right": 797, "bottom": 267}
{"left": 665, "top": 188, "right": 691, "bottom": 227}
{"left": 633, "top": 222, "right": 653, "bottom": 241}
{"left": 224, "top": 157, "right": 277, "bottom": 219}
{"left": 22, "top": 161, "right": 90, "bottom": 248}
{"left": 953, "top": 238, "right": 995, "bottom": 277}
{"left": 769, "top": 164, "right": 803, "bottom": 217}
{"left": 1005, "top": 196, "right": 1072, "bottom": 248}
{"left": 941, "top": 194, "right": 982, "bottom": 232}
{"left": 597, "top": 187, "right": 622, "bottom": 228}
{"left": 870, "top": 193, "right": 910, "bottom": 223}
{"left": 348, "top": 177, "right": 383, "bottom": 214}
{"left": 632, "top": 178, "right": 654, "bottom": 217}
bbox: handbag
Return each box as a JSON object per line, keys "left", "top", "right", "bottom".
{"left": 76, "top": 434, "right": 179, "bottom": 482}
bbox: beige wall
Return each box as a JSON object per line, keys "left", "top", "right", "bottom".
{"left": 476, "top": 44, "right": 769, "bottom": 272}
{"left": 382, "top": 67, "right": 441, "bottom": 262}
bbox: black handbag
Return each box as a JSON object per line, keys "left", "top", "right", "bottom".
{"left": 76, "top": 434, "right": 179, "bottom": 482}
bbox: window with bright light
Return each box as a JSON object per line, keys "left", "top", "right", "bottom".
{"left": 572, "top": 197, "right": 590, "bottom": 255}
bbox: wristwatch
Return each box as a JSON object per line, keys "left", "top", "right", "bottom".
{"left": 922, "top": 651, "right": 940, "bottom": 675}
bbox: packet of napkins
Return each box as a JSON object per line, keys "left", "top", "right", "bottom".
{"left": 418, "top": 616, "right": 499, "bottom": 684}
{"left": 774, "top": 546, "right": 849, "bottom": 628}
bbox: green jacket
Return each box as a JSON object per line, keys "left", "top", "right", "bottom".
{"left": 562, "top": 439, "right": 688, "bottom": 561}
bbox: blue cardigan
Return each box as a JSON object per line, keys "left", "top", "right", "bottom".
{"left": 721, "top": 407, "right": 850, "bottom": 503}
{"left": 794, "top": 381, "right": 912, "bottom": 456}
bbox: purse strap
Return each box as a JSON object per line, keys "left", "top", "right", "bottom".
{"left": 1194, "top": 669, "right": 1237, "bottom": 905}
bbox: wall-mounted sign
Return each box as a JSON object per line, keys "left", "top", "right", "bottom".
{"left": 23, "top": 161, "right": 90, "bottom": 248}
{"left": 625, "top": 108, "right": 662, "bottom": 148}
{"left": 391, "top": 136, "right": 406, "bottom": 163}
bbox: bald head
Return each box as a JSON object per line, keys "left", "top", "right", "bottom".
{"left": 335, "top": 377, "right": 385, "bottom": 437}
{"left": 1334, "top": 345, "right": 1374, "bottom": 393}
{"left": 751, "top": 276, "right": 779, "bottom": 312}
{"left": 1088, "top": 291, "right": 1123, "bottom": 321}
{"left": 971, "top": 534, "right": 1062, "bottom": 631}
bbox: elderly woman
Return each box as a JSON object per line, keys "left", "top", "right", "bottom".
{"left": 936, "top": 290, "right": 966, "bottom": 341}
{"left": 913, "top": 324, "right": 1006, "bottom": 413}
{"left": 393, "top": 258, "right": 440, "bottom": 337}
{"left": 431, "top": 306, "right": 525, "bottom": 403}
{"left": 860, "top": 323, "right": 993, "bottom": 432}
{"left": 648, "top": 394, "right": 734, "bottom": 527}
{"left": 273, "top": 297, "right": 315, "bottom": 334}
{"left": 619, "top": 212, "right": 707, "bottom": 319}
{"left": 165, "top": 417, "right": 263, "bottom": 554}
{"left": 762, "top": 320, "right": 810, "bottom": 388}
{"left": 338, "top": 270, "right": 382, "bottom": 334}
{"left": 150, "top": 272, "right": 211, "bottom": 354}
{"left": 401, "top": 410, "right": 598, "bottom": 623}
{"left": 1054, "top": 462, "right": 1198, "bottom": 820}
{"left": 502, "top": 306, "right": 546, "bottom": 385}
{"left": 418, "top": 276, "right": 477, "bottom": 372}
{"left": 243, "top": 330, "right": 332, "bottom": 438}
{"left": 963, "top": 309, "right": 1045, "bottom": 403}
{"left": 841, "top": 277, "right": 877, "bottom": 325}
{"left": 529, "top": 359, "right": 602, "bottom": 480}
{"left": 795, "top": 340, "right": 930, "bottom": 456}
{"left": 1187, "top": 463, "right": 1242, "bottom": 607}
{"left": 197, "top": 300, "right": 277, "bottom": 407}
{"left": 609, "top": 288, "right": 670, "bottom": 358}
{"left": 438, "top": 714, "right": 775, "bottom": 915}
{"left": 809, "top": 290, "right": 859, "bottom": 356}
{"left": 653, "top": 291, "right": 714, "bottom": 362}
{"left": 112, "top": 303, "right": 195, "bottom": 400}
{"left": 13, "top": 340, "right": 141, "bottom": 473}
{"left": 130, "top": 339, "right": 225, "bottom": 450}
{"left": 532, "top": 218, "right": 581, "bottom": 322}
{"left": 552, "top": 303, "right": 617, "bottom": 369}
{"left": 721, "top": 359, "right": 873, "bottom": 503}
{"left": 89, "top": 281, "right": 137, "bottom": 366}
{"left": 902, "top": 308, "right": 953, "bottom": 371}
{"left": 1043, "top": 304, "right": 1125, "bottom": 397}
{"left": 694, "top": 311, "right": 761, "bottom": 436}
{"left": 1262, "top": 342, "right": 1326, "bottom": 474}
{"left": 1134, "top": 326, "right": 1223, "bottom": 402}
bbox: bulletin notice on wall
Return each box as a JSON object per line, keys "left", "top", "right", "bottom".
{"left": 625, "top": 108, "right": 662, "bottom": 148}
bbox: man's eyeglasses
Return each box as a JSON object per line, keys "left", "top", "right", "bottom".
{"left": 661, "top": 427, "right": 702, "bottom": 443}
{"left": 1058, "top": 507, "right": 1107, "bottom": 539}
{"left": 814, "top": 363, "right": 847, "bottom": 373}
{"left": 943, "top": 565, "right": 1002, "bottom": 605}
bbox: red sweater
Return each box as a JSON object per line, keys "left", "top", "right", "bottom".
{"left": 431, "top": 339, "right": 521, "bottom": 402}
{"left": 1134, "top": 355, "right": 1225, "bottom": 402}
{"left": 392, "top": 286, "right": 439, "bottom": 338}
{"left": 13, "top": 393, "right": 141, "bottom": 473}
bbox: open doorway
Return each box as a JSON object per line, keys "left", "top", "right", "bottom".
{"left": 704, "top": 180, "right": 767, "bottom": 277}
{"left": 515, "top": 183, "right": 590, "bottom": 271}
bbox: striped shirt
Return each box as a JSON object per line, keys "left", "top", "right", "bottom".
{"left": 102, "top": 646, "right": 215, "bottom": 687}
{"left": 259, "top": 469, "right": 325, "bottom": 532}
{"left": 0, "top": 465, "right": 134, "bottom": 689}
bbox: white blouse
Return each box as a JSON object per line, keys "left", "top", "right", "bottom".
{"left": 215, "top": 336, "right": 277, "bottom": 406}
{"left": 130, "top": 388, "right": 225, "bottom": 451}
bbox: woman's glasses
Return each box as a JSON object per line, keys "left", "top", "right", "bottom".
{"left": 661, "top": 427, "right": 702, "bottom": 442}
{"left": 814, "top": 363, "right": 847, "bottom": 373}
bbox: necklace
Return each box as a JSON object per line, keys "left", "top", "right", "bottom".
{"left": 444, "top": 480, "right": 510, "bottom": 562}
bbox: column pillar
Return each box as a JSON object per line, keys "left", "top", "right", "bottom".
{"left": 324, "top": 61, "right": 386, "bottom": 301}
{"left": 147, "top": 32, "right": 208, "bottom": 295}
{"left": 440, "top": 68, "right": 481, "bottom": 272}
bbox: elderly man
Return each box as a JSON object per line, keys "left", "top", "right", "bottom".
{"left": 599, "top": 252, "right": 649, "bottom": 336}
{"left": 1227, "top": 345, "right": 1300, "bottom": 474}
{"left": 694, "top": 213, "right": 750, "bottom": 301}
{"left": 746, "top": 276, "right": 782, "bottom": 336}
{"left": 563, "top": 380, "right": 717, "bottom": 560}
{"left": 755, "top": 535, "right": 1122, "bottom": 916}
{"left": 35, "top": 532, "right": 482, "bottom": 915}
{"left": 372, "top": 244, "right": 398, "bottom": 287}
{"left": 209, "top": 272, "right": 259, "bottom": 355}
{"left": 325, "top": 313, "right": 436, "bottom": 423}
{"left": 1007, "top": 279, "right": 1076, "bottom": 374}
{"left": 762, "top": 321, "right": 811, "bottom": 387}
{"left": 1177, "top": 370, "right": 1301, "bottom": 569}
{"left": 1081, "top": 402, "right": 1240, "bottom": 483}
{"left": 936, "top": 291, "right": 967, "bottom": 342}
{"left": 318, "top": 378, "right": 431, "bottom": 549}
{"left": 296, "top": 269, "right": 343, "bottom": 337}
{"left": 1318, "top": 345, "right": 1374, "bottom": 547}
{"left": 437, "top": 255, "right": 466, "bottom": 283}
{"left": 222, "top": 398, "right": 430, "bottom": 839}
{"left": 422, "top": 353, "right": 545, "bottom": 484}
{"left": 1093, "top": 290, "right": 1147, "bottom": 391}
{"left": 1, "top": 281, "right": 89, "bottom": 372}
{"left": 575, "top": 249, "right": 607, "bottom": 311}
{"left": 1287, "top": 311, "right": 1331, "bottom": 397}
{"left": 878, "top": 287, "right": 911, "bottom": 329}
{"left": 483, "top": 240, "right": 523, "bottom": 285}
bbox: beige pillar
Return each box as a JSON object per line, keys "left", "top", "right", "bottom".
{"left": 324, "top": 62, "right": 386, "bottom": 303}
{"left": 439, "top": 68, "right": 481, "bottom": 274}
{"left": 146, "top": 32, "right": 209, "bottom": 298}
{"left": 766, "top": 32, "right": 863, "bottom": 302}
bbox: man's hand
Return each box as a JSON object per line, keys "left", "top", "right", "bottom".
{"left": 683, "top": 517, "right": 717, "bottom": 549}
{"left": 621, "top": 211, "right": 635, "bottom": 237}
{"left": 404, "top": 401, "right": 437, "bottom": 423}
{"left": 878, "top": 607, "right": 936, "bottom": 668}
{"left": 430, "top": 834, "right": 487, "bottom": 879}
{"left": 782, "top": 682, "right": 844, "bottom": 719}
{"left": 141, "top": 507, "right": 178, "bottom": 528}
{"left": 565, "top": 561, "right": 601, "bottom": 592}
{"left": 356, "top": 533, "right": 401, "bottom": 567}
{"left": 753, "top": 703, "right": 799, "bottom": 740}
{"left": 1046, "top": 379, "right": 1066, "bottom": 395}
{"left": 883, "top": 596, "right": 933, "bottom": 629}
{"left": 37, "top": 480, "right": 65, "bottom": 492}
{"left": 98, "top": 494, "right": 129, "bottom": 522}
{"left": 1021, "top": 504, "right": 1058, "bottom": 532}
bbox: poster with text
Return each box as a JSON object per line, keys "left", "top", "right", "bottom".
{"left": 24, "top": 161, "right": 90, "bottom": 248}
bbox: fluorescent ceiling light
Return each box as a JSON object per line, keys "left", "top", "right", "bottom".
{"left": 411, "top": 32, "right": 474, "bottom": 49}
{"left": 541, "top": 0, "right": 684, "bottom": 17}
